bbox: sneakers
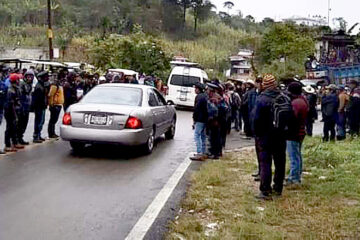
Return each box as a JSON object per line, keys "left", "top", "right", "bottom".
{"left": 255, "top": 192, "right": 272, "bottom": 201}
{"left": 14, "top": 145, "right": 25, "bottom": 149}
{"left": 190, "top": 154, "right": 207, "bottom": 161}
{"left": 39, "top": 137, "right": 46, "bottom": 141}
{"left": 49, "top": 134, "right": 59, "bottom": 139}
{"left": 4, "top": 147, "right": 17, "bottom": 153}
{"left": 208, "top": 155, "right": 220, "bottom": 160}
{"left": 284, "top": 180, "right": 301, "bottom": 189}
{"left": 19, "top": 139, "right": 30, "bottom": 145}
{"left": 33, "top": 139, "right": 43, "bottom": 144}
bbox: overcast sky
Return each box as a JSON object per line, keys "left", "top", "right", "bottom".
{"left": 212, "top": 0, "right": 360, "bottom": 33}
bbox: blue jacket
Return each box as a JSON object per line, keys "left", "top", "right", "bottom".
{"left": 0, "top": 80, "right": 7, "bottom": 123}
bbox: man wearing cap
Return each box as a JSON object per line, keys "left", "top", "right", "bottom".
{"left": 190, "top": 82, "right": 208, "bottom": 161}
{"left": 285, "top": 82, "right": 309, "bottom": 186}
{"left": 4, "top": 74, "right": 25, "bottom": 152}
{"left": 32, "top": 71, "right": 49, "bottom": 143}
{"left": 321, "top": 84, "right": 339, "bottom": 142}
{"left": 252, "top": 74, "right": 286, "bottom": 199}
{"left": 337, "top": 85, "right": 349, "bottom": 140}
{"left": 303, "top": 86, "right": 317, "bottom": 136}
{"left": 206, "top": 82, "right": 222, "bottom": 159}
{"left": 17, "top": 69, "right": 34, "bottom": 145}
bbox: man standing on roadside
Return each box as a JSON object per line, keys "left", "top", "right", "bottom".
{"left": 303, "top": 86, "right": 317, "bottom": 136}
{"left": 252, "top": 74, "right": 286, "bottom": 200}
{"left": 17, "top": 70, "right": 34, "bottom": 145}
{"left": 337, "top": 85, "right": 349, "bottom": 140}
{"left": 285, "top": 82, "right": 309, "bottom": 186}
{"left": 32, "top": 71, "right": 49, "bottom": 143}
{"left": 190, "top": 82, "right": 208, "bottom": 161}
{"left": 321, "top": 84, "right": 339, "bottom": 142}
{"left": 347, "top": 80, "right": 360, "bottom": 136}
{"left": 48, "top": 77, "right": 64, "bottom": 139}
{"left": 4, "top": 74, "right": 24, "bottom": 152}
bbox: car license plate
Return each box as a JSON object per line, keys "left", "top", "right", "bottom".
{"left": 90, "top": 115, "right": 107, "bottom": 125}
{"left": 180, "top": 93, "right": 187, "bottom": 101}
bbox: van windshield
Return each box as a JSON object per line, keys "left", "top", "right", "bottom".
{"left": 170, "top": 75, "right": 201, "bottom": 87}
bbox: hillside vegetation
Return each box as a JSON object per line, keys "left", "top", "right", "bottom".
{"left": 0, "top": 0, "right": 331, "bottom": 80}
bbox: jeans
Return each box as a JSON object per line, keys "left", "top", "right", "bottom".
{"left": 48, "top": 106, "right": 62, "bottom": 136}
{"left": 4, "top": 111, "right": 18, "bottom": 147}
{"left": 256, "top": 135, "right": 286, "bottom": 194}
{"left": 34, "top": 109, "right": 46, "bottom": 139}
{"left": 17, "top": 111, "right": 30, "bottom": 141}
{"left": 323, "top": 118, "right": 336, "bottom": 141}
{"left": 286, "top": 140, "right": 303, "bottom": 183}
{"left": 336, "top": 112, "right": 346, "bottom": 139}
{"left": 194, "top": 122, "right": 206, "bottom": 154}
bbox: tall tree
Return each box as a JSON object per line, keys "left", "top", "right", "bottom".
{"left": 191, "top": 0, "right": 214, "bottom": 32}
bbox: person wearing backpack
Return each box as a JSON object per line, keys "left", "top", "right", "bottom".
{"left": 285, "top": 82, "right": 309, "bottom": 186}
{"left": 252, "top": 74, "right": 286, "bottom": 200}
{"left": 242, "top": 80, "right": 257, "bottom": 139}
{"left": 321, "top": 84, "right": 339, "bottom": 142}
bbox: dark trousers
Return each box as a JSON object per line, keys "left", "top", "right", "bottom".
{"left": 305, "top": 119, "right": 313, "bottom": 136}
{"left": 255, "top": 137, "right": 261, "bottom": 175}
{"left": 238, "top": 109, "right": 243, "bottom": 131}
{"left": 220, "top": 119, "right": 228, "bottom": 148}
{"left": 17, "top": 111, "right": 30, "bottom": 141}
{"left": 323, "top": 118, "right": 336, "bottom": 141}
{"left": 256, "top": 135, "right": 286, "bottom": 194}
{"left": 4, "top": 112, "right": 18, "bottom": 147}
{"left": 208, "top": 122, "right": 222, "bottom": 157}
{"left": 33, "top": 109, "right": 45, "bottom": 139}
{"left": 48, "top": 106, "right": 62, "bottom": 136}
{"left": 242, "top": 109, "right": 253, "bottom": 137}
{"left": 348, "top": 109, "right": 360, "bottom": 135}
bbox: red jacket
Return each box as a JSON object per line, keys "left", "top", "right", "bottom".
{"left": 290, "top": 95, "right": 309, "bottom": 142}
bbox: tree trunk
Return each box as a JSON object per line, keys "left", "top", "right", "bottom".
{"left": 194, "top": 12, "right": 198, "bottom": 32}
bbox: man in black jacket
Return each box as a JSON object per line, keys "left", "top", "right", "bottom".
{"left": 252, "top": 74, "right": 286, "bottom": 200}
{"left": 32, "top": 71, "right": 49, "bottom": 143}
{"left": 190, "top": 82, "right": 208, "bottom": 161}
{"left": 4, "top": 74, "right": 25, "bottom": 152}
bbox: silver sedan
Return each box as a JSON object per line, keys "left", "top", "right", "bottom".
{"left": 60, "top": 84, "right": 177, "bottom": 154}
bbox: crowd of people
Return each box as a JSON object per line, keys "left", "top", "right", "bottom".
{"left": 191, "top": 73, "right": 360, "bottom": 200}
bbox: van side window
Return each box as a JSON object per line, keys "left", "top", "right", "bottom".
{"left": 170, "top": 75, "right": 200, "bottom": 87}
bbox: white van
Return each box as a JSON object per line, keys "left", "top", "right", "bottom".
{"left": 166, "top": 66, "right": 209, "bottom": 107}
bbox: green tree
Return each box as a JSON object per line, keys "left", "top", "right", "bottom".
{"left": 258, "top": 23, "right": 315, "bottom": 79}
{"left": 88, "top": 29, "right": 172, "bottom": 80}
{"left": 191, "top": 0, "right": 214, "bottom": 32}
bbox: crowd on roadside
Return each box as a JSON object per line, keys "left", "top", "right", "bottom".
{"left": 0, "top": 66, "right": 159, "bottom": 154}
{"left": 191, "top": 74, "right": 360, "bottom": 200}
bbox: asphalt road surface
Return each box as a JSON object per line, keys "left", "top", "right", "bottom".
{"left": 0, "top": 107, "right": 323, "bottom": 240}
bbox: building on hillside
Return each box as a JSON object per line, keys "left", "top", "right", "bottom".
{"left": 305, "top": 30, "right": 360, "bottom": 84}
{"left": 226, "top": 49, "right": 254, "bottom": 82}
{"left": 283, "top": 16, "right": 327, "bottom": 27}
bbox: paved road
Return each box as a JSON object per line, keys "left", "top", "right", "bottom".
{"left": 0, "top": 109, "right": 254, "bottom": 240}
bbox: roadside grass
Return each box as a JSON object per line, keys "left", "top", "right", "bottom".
{"left": 167, "top": 137, "right": 360, "bottom": 239}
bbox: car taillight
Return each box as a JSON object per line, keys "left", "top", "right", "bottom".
{"left": 125, "top": 116, "right": 143, "bottom": 129}
{"left": 63, "top": 113, "right": 72, "bottom": 125}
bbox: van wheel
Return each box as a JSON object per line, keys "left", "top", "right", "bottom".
{"left": 142, "top": 129, "right": 155, "bottom": 154}
{"left": 165, "top": 119, "right": 176, "bottom": 140}
{"left": 70, "top": 141, "right": 86, "bottom": 152}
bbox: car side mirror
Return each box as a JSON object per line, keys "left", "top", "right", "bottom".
{"left": 167, "top": 101, "right": 174, "bottom": 106}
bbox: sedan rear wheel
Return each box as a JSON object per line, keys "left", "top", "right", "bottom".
{"left": 143, "top": 129, "right": 155, "bottom": 154}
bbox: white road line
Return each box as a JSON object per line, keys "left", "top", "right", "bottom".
{"left": 125, "top": 153, "right": 193, "bottom": 240}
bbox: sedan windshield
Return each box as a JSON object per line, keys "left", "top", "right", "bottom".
{"left": 81, "top": 87, "right": 142, "bottom": 106}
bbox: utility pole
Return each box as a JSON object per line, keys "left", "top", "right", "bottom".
{"left": 47, "top": 0, "right": 54, "bottom": 60}
{"left": 327, "top": 0, "right": 331, "bottom": 27}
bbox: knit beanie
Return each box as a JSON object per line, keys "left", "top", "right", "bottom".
{"left": 262, "top": 74, "right": 277, "bottom": 90}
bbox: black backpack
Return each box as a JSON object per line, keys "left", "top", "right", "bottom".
{"left": 272, "top": 92, "right": 297, "bottom": 138}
